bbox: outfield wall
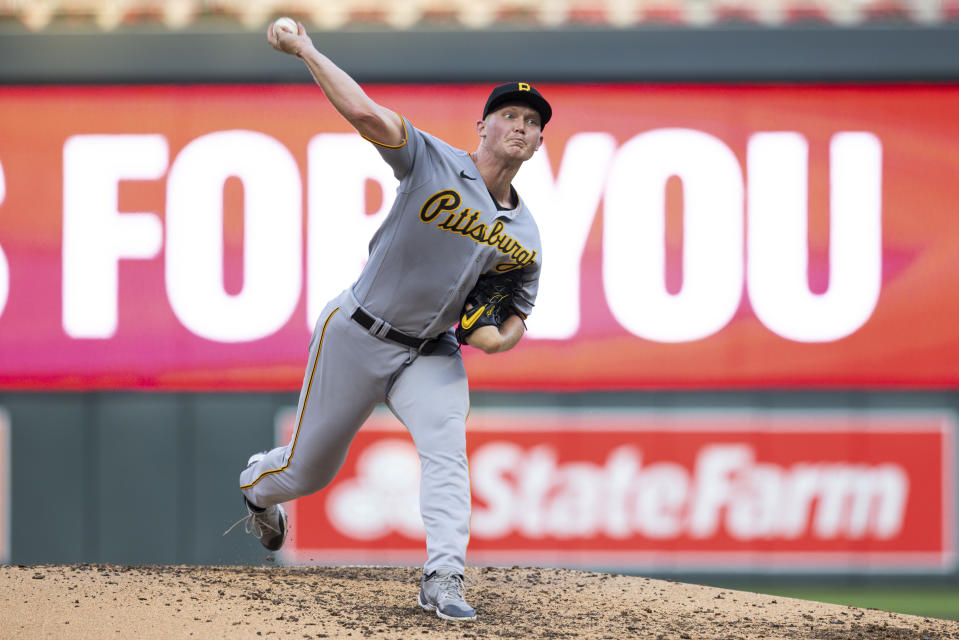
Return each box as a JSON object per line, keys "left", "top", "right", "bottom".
{"left": 1, "top": 391, "right": 957, "bottom": 582}
{"left": 0, "top": 26, "right": 957, "bottom": 580}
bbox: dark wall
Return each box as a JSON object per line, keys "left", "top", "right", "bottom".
{"left": 2, "top": 25, "right": 959, "bottom": 84}
{"left": 1, "top": 392, "right": 294, "bottom": 565}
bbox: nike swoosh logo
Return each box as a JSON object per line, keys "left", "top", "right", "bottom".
{"left": 459, "top": 170, "right": 476, "bottom": 180}
{"left": 460, "top": 305, "right": 486, "bottom": 330}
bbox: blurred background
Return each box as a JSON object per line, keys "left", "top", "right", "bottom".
{"left": 1, "top": 0, "right": 958, "bottom": 622}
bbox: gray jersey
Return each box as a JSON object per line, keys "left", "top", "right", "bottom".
{"left": 352, "top": 118, "right": 542, "bottom": 338}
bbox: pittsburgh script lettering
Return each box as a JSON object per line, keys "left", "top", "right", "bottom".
{"left": 419, "top": 189, "right": 536, "bottom": 272}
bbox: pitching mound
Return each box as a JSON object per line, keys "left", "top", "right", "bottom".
{"left": 1, "top": 564, "right": 956, "bottom": 639}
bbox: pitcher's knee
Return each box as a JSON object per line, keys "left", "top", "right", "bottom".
{"left": 277, "top": 445, "right": 346, "bottom": 491}
{"left": 250, "top": 457, "right": 336, "bottom": 498}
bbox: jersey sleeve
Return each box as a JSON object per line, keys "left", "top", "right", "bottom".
{"left": 366, "top": 116, "right": 424, "bottom": 183}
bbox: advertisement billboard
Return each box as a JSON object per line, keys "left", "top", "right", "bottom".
{"left": 1, "top": 84, "right": 958, "bottom": 389}
{"left": 277, "top": 408, "right": 956, "bottom": 572}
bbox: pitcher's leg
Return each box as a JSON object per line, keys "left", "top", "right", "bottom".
{"left": 387, "top": 352, "right": 470, "bottom": 574}
{"left": 241, "top": 305, "right": 384, "bottom": 507}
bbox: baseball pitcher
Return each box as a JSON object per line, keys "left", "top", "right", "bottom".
{"left": 227, "top": 19, "right": 551, "bottom": 622}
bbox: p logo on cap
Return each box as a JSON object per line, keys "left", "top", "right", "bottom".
{"left": 518, "top": 83, "right": 530, "bottom": 91}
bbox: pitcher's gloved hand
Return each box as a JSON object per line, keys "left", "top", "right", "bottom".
{"left": 455, "top": 270, "right": 524, "bottom": 346}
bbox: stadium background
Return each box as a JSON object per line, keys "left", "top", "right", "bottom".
{"left": 1, "top": 0, "right": 958, "bottom": 621}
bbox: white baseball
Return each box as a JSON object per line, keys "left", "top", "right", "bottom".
{"left": 273, "top": 17, "right": 297, "bottom": 35}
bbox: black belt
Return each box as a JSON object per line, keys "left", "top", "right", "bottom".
{"left": 351, "top": 308, "right": 434, "bottom": 350}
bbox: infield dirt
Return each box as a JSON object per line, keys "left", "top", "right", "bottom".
{"left": 1, "top": 564, "right": 956, "bottom": 639}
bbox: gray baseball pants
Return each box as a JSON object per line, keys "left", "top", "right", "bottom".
{"left": 239, "top": 289, "right": 471, "bottom": 574}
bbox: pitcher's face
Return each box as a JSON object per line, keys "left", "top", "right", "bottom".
{"left": 478, "top": 102, "right": 543, "bottom": 163}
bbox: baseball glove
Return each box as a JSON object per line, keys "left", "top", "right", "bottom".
{"left": 455, "top": 270, "right": 524, "bottom": 345}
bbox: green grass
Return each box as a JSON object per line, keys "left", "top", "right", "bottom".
{"left": 741, "top": 585, "right": 959, "bottom": 621}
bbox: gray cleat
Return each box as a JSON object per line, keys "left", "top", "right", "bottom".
{"left": 223, "top": 453, "right": 288, "bottom": 551}
{"left": 417, "top": 569, "right": 476, "bottom": 621}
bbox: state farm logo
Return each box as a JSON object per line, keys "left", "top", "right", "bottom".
{"left": 286, "top": 412, "right": 954, "bottom": 570}
{"left": 323, "top": 438, "right": 910, "bottom": 543}
{"left": 469, "top": 442, "right": 907, "bottom": 541}
{"left": 325, "top": 439, "right": 425, "bottom": 540}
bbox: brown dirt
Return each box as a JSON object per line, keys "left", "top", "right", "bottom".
{"left": 1, "top": 564, "right": 956, "bottom": 640}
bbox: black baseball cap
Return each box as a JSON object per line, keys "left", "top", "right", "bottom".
{"left": 482, "top": 82, "right": 552, "bottom": 128}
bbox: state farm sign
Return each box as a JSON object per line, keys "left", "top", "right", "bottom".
{"left": 278, "top": 410, "right": 956, "bottom": 571}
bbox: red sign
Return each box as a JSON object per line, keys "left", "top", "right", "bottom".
{"left": 1, "top": 84, "right": 959, "bottom": 389}
{"left": 278, "top": 410, "right": 955, "bottom": 571}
